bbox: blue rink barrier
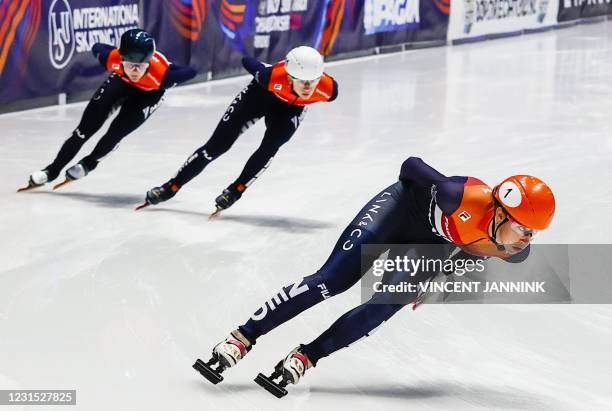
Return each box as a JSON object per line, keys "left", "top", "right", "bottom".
{"left": 0, "top": 0, "right": 449, "bottom": 112}
{"left": 1, "top": 0, "right": 612, "bottom": 113}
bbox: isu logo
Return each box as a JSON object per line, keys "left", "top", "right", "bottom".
{"left": 48, "top": 0, "right": 75, "bottom": 69}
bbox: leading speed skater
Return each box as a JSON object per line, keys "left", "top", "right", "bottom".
{"left": 192, "top": 157, "right": 556, "bottom": 397}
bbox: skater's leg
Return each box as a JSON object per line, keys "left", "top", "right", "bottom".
{"left": 231, "top": 107, "right": 306, "bottom": 190}
{"left": 301, "top": 302, "right": 405, "bottom": 366}
{"left": 43, "top": 74, "right": 127, "bottom": 180}
{"left": 301, "top": 245, "right": 452, "bottom": 366}
{"left": 238, "top": 184, "right": 408, "bottom": 343}
{"left": 212, "top": 108, "right": 305, "bottom": 210}
{"left": 170, "top": 81, "right": 265, "bottom": 188}
{"left": 253, "top": 262, "right": 420, "bottom": 393}
{"left": 301, "top": 265, "right": 414, "bottom": 367}
{"left": 78, "top": 89, "right": 165, "bottom": 173}
{"left": 238, "top": 228, "right": 378, "bottom": 343}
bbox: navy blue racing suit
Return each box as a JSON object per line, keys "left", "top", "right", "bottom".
{"left": 238, "top": 157, "right": 528, "bottom": 365}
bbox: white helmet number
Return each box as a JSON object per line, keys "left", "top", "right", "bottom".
{"left": 499, "top": 181, "right": 522, "bottom": 208}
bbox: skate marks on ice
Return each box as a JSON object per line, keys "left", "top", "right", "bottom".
{"left": 192, "top": 380, "right": 299, "bottom": 405}
{"left": 220, "top": 214, "right": 334, "bottom": 232}
{"left": 145, "top": 208, "right": 334, "bottom": 232}
{"left": 189, "top": 381, "right": 286, "bottom": 410}
{"left": 309, "top": 382, "right": 555, "bottom": 410}
{"left": 22, "top": 190, "right": 144, "bottom": 208}
{"left": 189, "top": 379, "right": 555, "bottom": 410}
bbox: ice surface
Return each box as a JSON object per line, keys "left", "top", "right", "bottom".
{"left": 1, "top": 22, "right": 611, "bottom": 411}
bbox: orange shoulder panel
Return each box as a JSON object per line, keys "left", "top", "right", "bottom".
{"left": 268, "top": 62, "right": 335, "bottom": 106}
{"left": 444, "top": 178, "right": 494, "bottom": 245}
{"left": 106, "top": 48, "right": 124, "bottom": 74}
{"left": 105, "top": 50, "right": 169, "bottom": 92}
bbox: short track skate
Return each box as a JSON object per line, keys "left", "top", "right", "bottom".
{"left": 17, "top": 180, "right": 42, "bottom": 192}
{"left": 134, "top": 201, "right": 150, "bottom": 211}
{"left": 193, "top": 356, "right": 226, "bottom": 384}
{"left": 208, "top": 206, "right": 223, "bottom": 220}
{"left": 254, "top": 363, "right": 289, "bottom": 398}
{"left": 17, "top": 171, "right": 49, "bottom": 192}
{"left": 52, "top": 176, "right": 74, "bottom": 190}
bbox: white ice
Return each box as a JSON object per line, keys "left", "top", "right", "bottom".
{"left": 1, "top": 22, "right": 611, "bottom": 411}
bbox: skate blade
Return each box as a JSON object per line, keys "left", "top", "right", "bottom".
{"left": 254, "top": 373, "right": 288, "bottom": 398}
{"left": 208, "top": 207, "right": 223, "bottom": 220}
{"left": 134, "top": 202, "right": 149, "bottom": 211}
{"left": 193, "top": 358, "right": 224, "bottom": 384}
{"left": 52, "top": 178, "right": 73, "bottom": 190}
{"left": 17, "top": 185, "right": 40, "bottom": 193}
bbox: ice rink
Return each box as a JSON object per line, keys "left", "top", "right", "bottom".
{"left": 2, "top": 21, "right": 612, "bottom": 411}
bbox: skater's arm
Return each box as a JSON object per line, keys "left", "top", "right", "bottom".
{"left": 242, "top": 56, "right": 272, "bottom": 86}
{"left": 399, "top": 157, "right": 448, "bottom": 186}
{"left": 161, "top": 64, "right": 197, "bottom": 89}
{"left": 400, "top": 157, "right": 466, "bottom": 214}
{"left": 91, "top": 43, "right": 115, "bottom": 66}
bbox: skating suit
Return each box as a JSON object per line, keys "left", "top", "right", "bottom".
{"left": 167, "top": 57, "right": 338, "bottom": 191}
{"left": 238, "top": 157, "right": 529, "bottom": 364}
{"left": 44, "top": 44, "right": 196, "bottom": 179}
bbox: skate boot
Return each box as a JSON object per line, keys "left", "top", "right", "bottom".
{"left": 17, "top": 170, "right": 49, "bottom": 192}
{"left": 255, "top": 346, "right": 312, "bottom": 398}
{"left": 53, "top": 161, "right": 89, "bottom": 190}
{"left": 193, "top": 331, "right": 252, "bottom": 384}
{"left": 210, "top": 183, "right": 245, "bottom": 218}
{"left": 136, "top": 182, "right": 179, "bottom": 210}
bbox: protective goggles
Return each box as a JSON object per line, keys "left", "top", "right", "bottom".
{"left": 289, "top": 75, "right": 320, "bottom": 86}
{"left": 507, "top": 215, "right": 537, "bottom": 237}
{"left": 122, "top": 61, "right": 150, "bottom": 72}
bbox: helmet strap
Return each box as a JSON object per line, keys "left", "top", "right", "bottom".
{"left": 491, "top": 202, "right": 509, "bottom": 251}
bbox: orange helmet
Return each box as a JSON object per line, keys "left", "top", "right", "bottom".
{"left": 493, "top": 175, "right": 555, "bottom": 231}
